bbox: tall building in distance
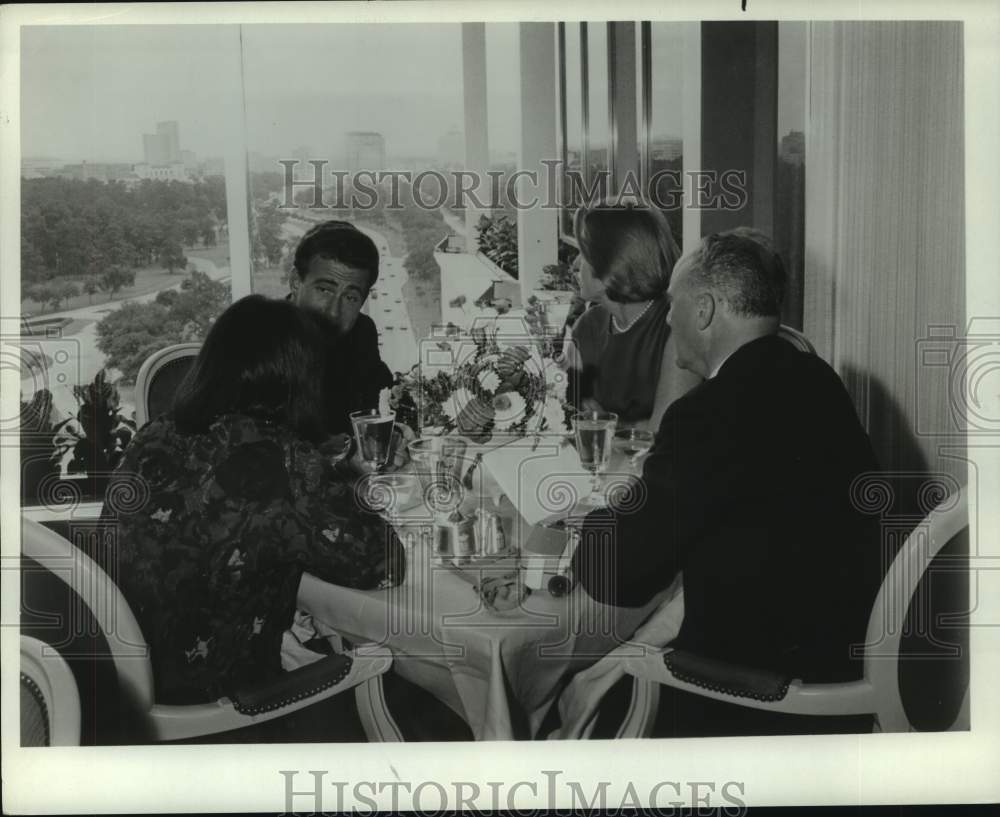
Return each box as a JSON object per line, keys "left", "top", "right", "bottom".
{"left": 344, "top": 131, "right": 385, "bottom": 175}
{"left": 143, "top": 133, "right": 169, "bottom": 165}
{"left": 138, "top": 119, "right": 190, "bottom": 182}
{"left": 157, "top": 120, "right": 181, "bottom": 163}
{"left": 143, "top": 120, "right": 181, "bottom": 165}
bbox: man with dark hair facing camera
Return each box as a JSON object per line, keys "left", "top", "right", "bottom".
{"left": 288, "top": 220, "right": 393, "bottom": 434}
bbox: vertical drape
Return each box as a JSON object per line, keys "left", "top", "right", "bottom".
{"left": 804, "top": 21, "right": 965, "bottom": 483}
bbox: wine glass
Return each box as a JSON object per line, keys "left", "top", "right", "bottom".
{"left": 573, "top": 411, "right": 618, "bottom": 505}
{"left": 350, "top": 409, "right": 396, "bottom": 473}
{"left": 615, "top": 428, "right": 655, "bottom": 470}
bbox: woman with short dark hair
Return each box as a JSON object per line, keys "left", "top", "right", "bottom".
{"left": 565, "top": 202, "right": 701, "bottom": 428}
{"left": 102, "top": 295, "right": 404, "bottom": 707}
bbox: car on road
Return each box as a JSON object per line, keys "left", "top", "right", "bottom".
{"left": 384, "top": 308, "right": 391, "bottom": 313}
{"left": 400, "top": 325, "right": 409, "bottom": 331}
{"left": 385, "top": 326, "right": 394, "bottom": 330}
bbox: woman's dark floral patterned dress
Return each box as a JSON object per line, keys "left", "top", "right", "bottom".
{"left": 101, "top": 413, "right": 404, "bottom": 705}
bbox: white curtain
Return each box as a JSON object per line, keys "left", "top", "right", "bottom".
{"left": 804, "top": 21, "right": 966, "bottom": 483}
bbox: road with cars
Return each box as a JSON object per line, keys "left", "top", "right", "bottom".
{"left": 282, "top": 216, "right": 419, "bottom": 377}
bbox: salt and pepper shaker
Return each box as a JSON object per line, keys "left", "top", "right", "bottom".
{"left": 475, "top": 509, "right": 507, "bottom": 557}
{"left": 433, "top": 508, "right": 476, "bottom": 565}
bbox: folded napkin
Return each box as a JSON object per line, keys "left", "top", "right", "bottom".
{"left": 482, "top": 440, "right": 595, "bottom": 527}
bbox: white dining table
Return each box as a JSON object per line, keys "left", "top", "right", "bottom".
{"left": 298, "top": 436, "right": 666, "bottom": 740}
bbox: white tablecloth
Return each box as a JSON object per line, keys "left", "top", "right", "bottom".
{"left": 298, "top": 438, "right": 665, "bottom": 740}
{"left": 299, "top": 543, "right": 665, "bottom": 740}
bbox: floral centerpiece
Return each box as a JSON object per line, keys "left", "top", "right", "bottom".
{"left": 389, "top": 316, "right": 572, "bottom": 445}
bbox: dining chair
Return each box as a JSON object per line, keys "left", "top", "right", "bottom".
{"left": 19, "top": 516, "right": 400, "bottom": 743}
{"left": 613, "top": 485, "right": 969, "bottom": 736}
{"left": 133, "top": 342, "right": 201, "bottom": 428}
{"left": 777, "top": 324, "right": 817, "bottom": 354}
{"left": 20, "top": 635, "right": 82, "bottom": 747}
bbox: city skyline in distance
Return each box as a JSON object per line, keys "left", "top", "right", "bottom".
{"left": 21, "top": 23, "right": 805, "bottom": 167}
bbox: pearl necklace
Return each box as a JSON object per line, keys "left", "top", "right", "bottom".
{"left": 611, "top": 300, "right": 654, "bottom": 334}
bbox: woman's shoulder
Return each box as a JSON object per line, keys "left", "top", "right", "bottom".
{"left": 571, "top": 302, "right": 610, "bottom": 338}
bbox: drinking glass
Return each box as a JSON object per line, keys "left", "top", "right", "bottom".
{"left": 350, "top": 409, "right": 396, "bottom": 472}
{"left": 408, "top": 436, "right": 468, "bottom": 514}
{"left": 573, "top": 411, "right": 618, "bottom": 505}
{"left": 615, "top": 428, "right": 655, "bottom": 469}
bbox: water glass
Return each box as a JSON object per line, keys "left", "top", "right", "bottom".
{"left": 573, "top": 411, "right": 618, "bottom": 505}
{"left": 614, "top": 428, "right": 655, "bottom": 469}
{"left": 350, "top": 409, "right": 396, "bottom": 472}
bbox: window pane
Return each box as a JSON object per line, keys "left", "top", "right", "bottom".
{"left": 19, "top": 25, "right": 235, "bottom": 504}
{"left": 481, "top": 24, "right": 521, "bottom": 276}
{"left": 648, "top": 22, "right": 685, "bottom": 248}
{"left": 776, "top": 21, "right": 807, "bottom": 329}
{"left": 486, "top": 24, "right": 520, "bottom": 172}
{"left": 241, "top": 23, "right": 462, "bottom": 372}
{"left": 562, "top": 23, "right": 583, "bottom": 236}
{"left": 637, "top": 23, "right": 645, "bottom": 177}
{"left": 586, "top": 22, "right": 610, "bottom": 183}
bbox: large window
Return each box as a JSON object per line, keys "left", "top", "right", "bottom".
{"left": 644, "top": 22, "right": 686, "bottom": 248}
{"left": 240, "top": 24, "right": 463, "bottom": 374}
{"left": 558, "top": 23, "right": 583, "bottom": 236}
{"left": 557, "top": 21, "right": 687, "bottom": 249}
{"left": 776, "top": 22, "right": 807, "bottom": 329}
{"left": 586, "top": 22, "right": 610, "bottom": 183}
{"left": 557, "top": 22, "right": 613, "bottom": 239}
{"left": 19, "top": 25, "right": 236, "bottom": 505}
{"left": 18, "top": 20, "right": 802, "bottom": 514}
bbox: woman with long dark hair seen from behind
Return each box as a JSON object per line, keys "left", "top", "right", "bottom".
{"left": 564, "top": 201, "right": 701, "bottom": 428}
{"left": 102, "top": 295, "right": 404, "bottom": 712}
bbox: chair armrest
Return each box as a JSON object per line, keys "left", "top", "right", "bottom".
{"left": 624, "top": 648, "right": 875, "bottom": 717}
{"left": 145, "top": 649, "right": 393, "bottom": 741}
{"left": 231, "top": 653, "right": 355, "bottom": 716}
{"left": 663, "top": 650, "right": 791, "bottom": 702}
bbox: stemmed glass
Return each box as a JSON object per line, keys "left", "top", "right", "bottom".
{"left": 615, "top": 428, "right": 655, "bottom": 470}
{"left": 573, "top": 411, "right": 618, "bottom": 506}
{"left": 350, "top": 409, "right": 396, "bottom": 473}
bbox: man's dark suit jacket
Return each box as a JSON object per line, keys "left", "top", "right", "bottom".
{"left": 325, "top": 312, "right": 394, "bottom": 434}
{"left": 572, "top": 334, "right": 883, "bottom": 682}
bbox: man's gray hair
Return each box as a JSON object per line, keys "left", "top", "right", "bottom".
{"left": 682, "top": 228, "right": 785, "bottom": 317}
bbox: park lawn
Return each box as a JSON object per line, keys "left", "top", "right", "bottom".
{"left": 401, "top": 273, "right": 441, "bottom": 344}
{"left": 22, "top": 263, "right": 190, "bottom": 316}
{"left": 186, "top": 243, "right": 231, "bottom": 270}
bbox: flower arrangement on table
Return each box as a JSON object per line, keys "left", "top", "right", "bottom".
{"left": 389, "top": 320, "right": 572, "bottom": 445}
